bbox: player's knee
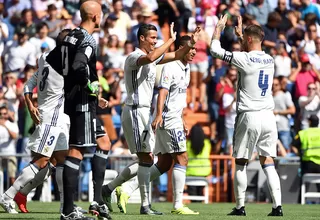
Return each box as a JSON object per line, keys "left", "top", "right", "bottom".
{"left": 173, "top": 152, "right": 188, "bottom": 167}
{"left": 235, "top": 158, "right": 248, "bottom": 166}
{"left": 96, "top": 135, "right": 111, "bottom": 151}
{"left": 68, "top": 147, "right": 84, "bottom": 160}
{"left": 32, "top": 155, "right": 50, "bottom": 169}
{"left": 259, "top": 156, "right": 274, "bottom": 166}
{"left": 137, "top": 152, "right": 153, "bottom": 164}
{"left": 53, "top": 150, "right": 68, "bottom": 164}
{"left": 156, "top": 154, "right": 172, "bottom": 172}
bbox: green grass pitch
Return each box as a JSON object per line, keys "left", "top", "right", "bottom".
{"left": 0, "top": 202, "right": 319, "bottom": 219}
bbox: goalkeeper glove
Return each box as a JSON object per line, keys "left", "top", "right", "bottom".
{"left": 85, "top": 80, "right": 99, "bottom": 97}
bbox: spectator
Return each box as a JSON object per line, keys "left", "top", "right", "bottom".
{"left": 102, "top": 34, "right": 124, "bottom": 70}
{"left": 130, "top": 7, "right": 163, "bottom": 48}
{"left": 299, "top": 0, "right": 320, "bottom": 24}
{"left": 214, "top": 65, "right": 237, "bottom": 154}
{"left": 31, "top": 0, "right": 48, "bottom": 20}
{"left": 0, "top": 16, "right": 8, "bottom": 84}
{"left": 186, "top": 123, "right": 212, "bottom": 201}
{"left": 6, "top": 0, "right": 31, "bottom": 19}
{"left": 29, "top": 22, "right": 56, "bottom": 58}
{"left": 246, "top": 0, "right": 273, "bottom": 26}
{"left": 2, "top": 72, "right": 20, "bottom": 121}
{"left": 97, "top": 67, "right": 121, "bottom": 143}
{"left": 112, "top": 0, "right": 131, "bottom": 42}
{"left": 189, "top": 16, "right": 210, "bottom": 112}
{"left": 300, "top": 23, "right": 318, "bottom": 55}
{"left": 298, "top": 82, "right": 320, "bottom": 129}
{"left": 262, "top": 11, "right": 282, "bottom": 54}
{"left": 222, "top": 87, "right": 236, "bottom": 155}
{"left": 15, "top": 9, "right": 36, "bottom": 38}
{"left": 45, "top": 4, "right": 65, "bottom": 39}
{"left": 102, "top": 13, "right": 127, "bottom": 47}
{"left": 274, "top": 41, "right": 291, "bottom": 77}
{"left": 309, "top": 36, "right": 320, "bottom": 70}
{"left": 272, "top": 77, "right": 296, "bottom": 151}
{"left": 2, "top": 27, "right": 36, "bottom": 73}
{"left": 207, "top": 58, "right": 226, "bottom": 142}
{"left": 275, "top": 0, "right": 292, "bottom": 33}
{"left": 0, "top": 104, "right": 19, "bottom": 185}
{"left": 291, "top": 114, "right": 320, "bottom": 193}
{"left": 290, "top": 54, "right": 320, "bottom": 100}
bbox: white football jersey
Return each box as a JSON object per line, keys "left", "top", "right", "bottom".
{"left": 155, "top": 60, "right": 190, "bottom": 129}
{"left": 124, "top": 48, "right": 164, "bottom": 108}
{"left": 24, "top": 52, "right": 68, "bottom": 126}
{"left": 210, "top": 40, "right": 275, "bottom": 113}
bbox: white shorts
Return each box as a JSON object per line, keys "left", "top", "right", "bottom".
{"left": 27, "top": 122, "right": 70, "bottom": 157}
{"left": 232, "top": 110, "right": 277, "bottom": 159}
{"left": 121, "top": 106, "right": 155, "bottom": 154}
{"left": 154, "top": 126, "right": 186, "bottom": 155}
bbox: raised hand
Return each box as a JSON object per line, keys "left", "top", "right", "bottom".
{"left": 216, "top": 14, "right": 228, "bottom": 32}
{"left": 191, "top": 26, "right": 201, "bottom": 45}
{"left": 235, "top": 16, "right": 243, "bottom": 38}
{"left": 170, "top": 22, "right": 177, "bottom": 42}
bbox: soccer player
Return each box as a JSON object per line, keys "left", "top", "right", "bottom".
{"left": 0, "top": 29, "right": 72, "bottom": 214}
{"left": 12, "top": 74, "right": 110, "bottom": 215}
{"left": 101, "top": 24, "right": 200, "bottom": 215}
{"left": 210, "top": 15, "right": 283, "bottom": 216}
{"left": 46, "top": 1, "right": 110, "bottom": 220}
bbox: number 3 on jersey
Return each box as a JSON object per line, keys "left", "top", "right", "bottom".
{"left": 39, "top": 67, "right": 49, "bottom": 91}
{"left": 258, "top": 70, "right": 269, "bottom": 96}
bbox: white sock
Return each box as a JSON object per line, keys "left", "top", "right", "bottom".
{"left": 172, "top": 164, "right": 186, "bottom": 210}
{"left": 122, "top": 176, "right": 138, "bottom": 197}
{"left": 122, "top": 164, "right": 162, "bottom": 196}
{"left": 3, "top": 163, "right": 39, "bottom": 201}
{"left": 107, "top": 162, "right": 139, "bottom": 192}
{"left": 137, "top": 164, "right": 151, "bottom": 207}
{"left": 20, "top": 163, "right": 52, "bottom": 195}
{"left": 234, "top": 164, "right": 247, "bottom": 209}
{"left": 263, "top": 164, "right": 282, "bottom": 208}
{"left": 56, "top": 164, "right": 64, "bottom": 212}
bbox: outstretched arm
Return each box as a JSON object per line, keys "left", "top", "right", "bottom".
{"left": 210, "top": 15, "right": 247, "bottom": 71}
{"left": 158, "top": 26, "right": 201, "bottom": 64}
{"left": 135, "top": 23, "right": 177, "bottom": 66}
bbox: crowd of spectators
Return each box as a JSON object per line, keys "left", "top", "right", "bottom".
{"left": 0, "top": 0, "right": 320, "bottom": 200}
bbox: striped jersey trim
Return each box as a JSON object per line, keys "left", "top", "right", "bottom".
{"left": 132, "top": 69, "right": 139, "bottom": 106}
{"left": 38, "top": 124, "right": 51, "bottom": 153}
{"left": 132, "top": 107, "right": 142, "bottom": 152}
{"left": 50, "top": 94, "right": 64, "bottom": 126}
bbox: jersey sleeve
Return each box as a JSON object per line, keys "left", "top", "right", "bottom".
{"left": 71, "top": 40, "right": 94, "bottom": 86}
{"left": 155, "top": 54, "right": 165, "bottom": 64}
{"left": 158, "top": 64, "right": 173, "bottom": 90}
{"left": 24, "top": 70, "right": 39, "bottom": 94}
{"left": 126, "top": 51, "right": 144, "bottom": 67}
{"left": 210, "top": 39, "right": 249, "bottom": 71}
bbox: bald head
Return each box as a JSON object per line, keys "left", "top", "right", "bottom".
{"left": 80, "top": 1, "right": 101, "bottom": 21}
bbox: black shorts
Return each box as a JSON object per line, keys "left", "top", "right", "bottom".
{"left": 96, "top": 116, "right": 106, "bottom": 138}
{"left": 217, "top": 116, "right": 226, "bottom": 140}
{"left": 69, "top": 111, "right": 96, "bottom": 147}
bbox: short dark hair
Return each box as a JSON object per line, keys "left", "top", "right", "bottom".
{"left": 244, "top": 25, "right": 265, "bottom": 41}
{"left": 178, "top": 35, "right": 191, "bottom": 47}
{"left": 137, "top": 23, "right": 157, "bottom": 43}
{"left": 21, "top": 9, "right": 32, "bottom": 17}
{"left": 267, "top": 11, "right": 282, "bottom": 23}
{"left": 56, "top": 29, "right": 72, "bottom": 46}
{"left": 36, "top": 22, "right": 49, "bottom": 33}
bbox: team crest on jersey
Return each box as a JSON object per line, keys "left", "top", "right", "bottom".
{"left": 43, "top": 146, "right": 49, "bottom": 154}
{"left": 163, "top": 75, "right": 169, "bottom": 83}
